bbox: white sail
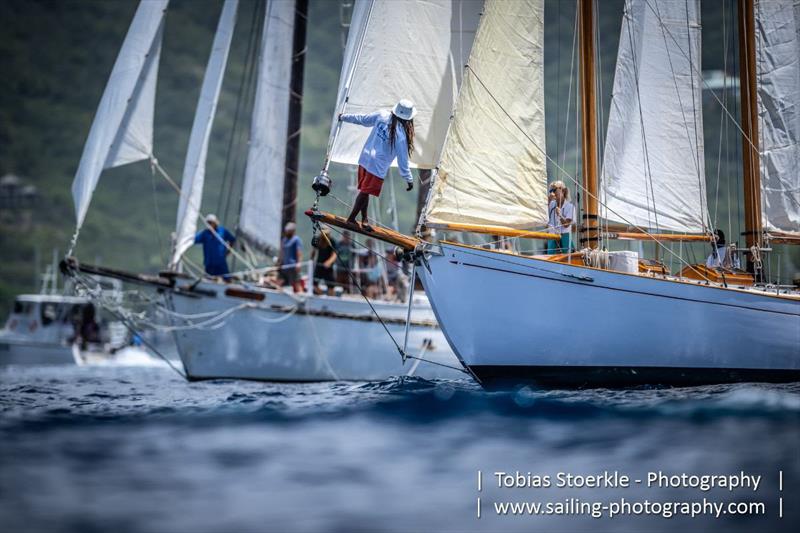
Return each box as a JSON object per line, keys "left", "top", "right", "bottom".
{"left": 329, "top": 0, "right": 482, "bottom": 170}
{"left": 424, "top": 0, "right": 548, "bottom": 229}
{"left": 171, "top": 0, "right": 239, "bottom": 268}
{"left": 599, "top": 0, "right": 707, "bottom": 234}
{"left": 238, "top": 0, "right": 296, "bottom": 252}
{"left": 71, "top": 0, "right": 169, "bottom": 229}
{"left": 756, "top": 0, "right": 800, "bottom": 237}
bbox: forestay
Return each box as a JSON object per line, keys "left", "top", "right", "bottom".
{"left": 71, "top": 0, "right": 169, "bottom": 229}
{"left": 423, "top": 0, "right": 549, "bottom": 229}
{"left": 600, "top": 0, "right": 708, "bottom": 234}
{"left": 756, "top": 0, "right": 800, "bottom": 237}
{"left": 239, "top": 0, "right": 296, "bottom": 252}
{"left": 328, "top": 0, "right": 482, "bottom": 170}
{"left": 171, "top": 0, "right": 239, "bottom": 268}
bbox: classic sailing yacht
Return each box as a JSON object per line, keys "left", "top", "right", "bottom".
{"left": 311, "top": 0, "right": 800, "bottom": 387}
{"left": 64, "top": 0, "right": 482, "bottom": 381}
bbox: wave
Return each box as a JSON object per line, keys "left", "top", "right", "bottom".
{"left": 2, "top": 375, "right": 798, "bottom": 433}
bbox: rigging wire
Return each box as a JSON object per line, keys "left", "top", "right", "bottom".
{"left": 462, "top": 64, "right": 714, "bottom": 282}
{"left": 651, "top": 0, "right": 709, "bottom": 234}
{"left": 622, "top": 0, "right": 659, "bottom": 233}
{"left": 150, "top": 158, "right": 259, "bottom": 272}
{"left": 150, "top": 165, "right": 168, "bottom": 266}
{"left": 316, "top": 227, "right": 467, "bottom": 374}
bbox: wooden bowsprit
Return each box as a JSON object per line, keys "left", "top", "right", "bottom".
{"left": 304, "top": 209, "right": 468, "bottom": 375}
{"left": 304, "top": 209, "right": 422, "bottom": 252}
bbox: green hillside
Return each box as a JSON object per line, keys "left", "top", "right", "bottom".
{"left": 0, "top": 0, "right": 796, "bottom": 316}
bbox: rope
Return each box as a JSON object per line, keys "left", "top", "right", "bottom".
{"left": 404, "top": 351, "right": 468, "bottom": 374}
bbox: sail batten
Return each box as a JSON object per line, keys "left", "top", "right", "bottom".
{"left": 238, "top": 0, "right": 297, "bottom": 252}
{"left": 423, "top": 0, "right": 548, "bottom": 229}
{"left": 599, "top": 0, "right": 708, "bottom": 234}
{"left": 329, "top": 0, "right": 482, "bottom": 170}
{"left": 755, "top": 0, "right": 800, "bottom": 237}
{"left": 71, "top": 0, "right": 169, "bottom": 229}
{"left": 171, "top": 0, "right": 238, "bottom": 268}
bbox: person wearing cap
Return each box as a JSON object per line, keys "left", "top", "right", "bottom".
{"left": 194, "top": 214, "right": 236, "bottom": 277}
{"left": 277, "top": 222, "right": 303, "bottom": 292}
{"left": 339, "top": 99, "right": 417, "bottom": 230}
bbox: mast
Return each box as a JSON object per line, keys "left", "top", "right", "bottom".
{"left": 737, "top": 0, "right": 762, "bottom": 269}
{"left": 578, "top": 0, "right": 599, "bottom": 249}
{"left": 282, "top": 0, "right": 308, "bottom": 229}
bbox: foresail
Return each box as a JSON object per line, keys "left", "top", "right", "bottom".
{"left": 599, "top": 0, "right": 707, "bottom": 234}
{"left": 171, "top": 0, "right": 238, "bottom": 268}
{"left": 71, "top": 0, "right": 169, "bottom": 229}
{"left": 423, "top": 0, "right": 548, "bottom": 229}
{"left": 238, "top": 0, "right": 296, "bottom": 252}
{"left": 328, "top": 0, "right": 482, "bottom": 170}
{"left": 756, "top": 0, "right": 800, "bottom": 237}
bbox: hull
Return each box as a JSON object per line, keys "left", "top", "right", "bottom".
{"left": 0, "top": 339, "right": 75, "bottom": 365}
{"left": 166, "top": 281, "right": 462, "bottom": 381}
{"left": 417, "top": 243, "right": 800, "bottom": 388}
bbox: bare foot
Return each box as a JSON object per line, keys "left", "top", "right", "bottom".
{"left": 345, "top": 217, "right": 357, "bottom": 226}
{"left": 361, "top": 221, "right": 373, "bottom": 232}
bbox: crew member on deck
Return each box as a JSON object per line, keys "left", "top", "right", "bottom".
{"left": 194, "top": 214, "right": 236, "bottom": 277}
{"left": 312, "top": 229, "right": 338, "bottom": 295}
{"left": 706, "top": 229, "right": 740, "bottom": 269}
{"left": 546, "top": 182, "right": 574, "bottom": 254}
{"left": 278, "top": 222, "right": 304, "bottom": 293}
{"left": 339, "top": 99, "right": 416, "bottom": 230}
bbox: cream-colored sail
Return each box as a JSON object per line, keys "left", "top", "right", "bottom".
{"left": 756, "top": 0, "right": 800, "bottom": 237}
{"left": 172, "top": 0, "right": 238, "bottom": 268}
{"left": 600, "top": 0, "right": 708, "bottom": 234}
{"left": 424, "top": 0, "right": 548, "bottom": 229}
{"left": 329, "top": 0, "right": 482, "bottom": 170}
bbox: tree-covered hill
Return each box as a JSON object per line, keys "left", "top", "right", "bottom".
{"left": 0, "top": 0, "right": 796, "bottom": 316}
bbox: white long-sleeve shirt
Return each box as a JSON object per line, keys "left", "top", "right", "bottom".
{"left": 706, "top": 245, "right": 740, "bottom": 269}
{"left": 340, "top": 110, "right": 413, "bottom": 183}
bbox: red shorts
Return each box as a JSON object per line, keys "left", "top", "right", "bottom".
{"left": 357, "top": 165, "right": 384, "bottom": 197}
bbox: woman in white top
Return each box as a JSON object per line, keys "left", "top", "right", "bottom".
{"left": 546, "top": 181, "right": 574, "bottom": 254}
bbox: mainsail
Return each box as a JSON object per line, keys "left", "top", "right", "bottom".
{"left": 171, "top": 0, "right": 238, "bottom": 268}
{"left": 238, "top": 0, "right": 296, "bottom": 252}
{"left": 328, "top": 0, "right": 482, "bottom": 169}
{"left": 71, "top": 0, "right": 169, "bottom": 229}
{"left": 755, "top": 0, "right": 800, "bottom": 237}
{"left": 423, "top": 0, "right": 548, "bottom": 229}
{"left": 599, "top": 0, "right": 707, "bottom": 234}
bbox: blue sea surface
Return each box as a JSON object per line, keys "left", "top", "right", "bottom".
{"left": 0, "top": 364, "right": 798, "bottom": 532}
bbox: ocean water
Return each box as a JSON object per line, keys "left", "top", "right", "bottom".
{"left": 0, "top": 364, "right": 798, "bottom": 532}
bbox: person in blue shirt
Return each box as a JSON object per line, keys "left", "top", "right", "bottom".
{"left": 194, "top": 214, "right": 236, "bottom": 277}
{"left": 278, "top": 222, "right": 303, "bottom": 292}
{"left": 340, "top": 99, "right": 417, "bottom": 230}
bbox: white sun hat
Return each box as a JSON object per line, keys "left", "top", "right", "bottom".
{"left": 392, "top": 99, "right": 417, "bottom": 120}
{"left": 205, "top": 213, "right": 219, "bottom": 225}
